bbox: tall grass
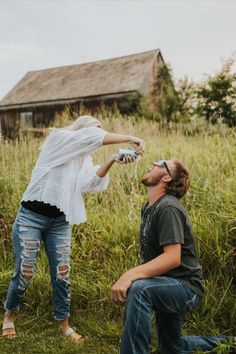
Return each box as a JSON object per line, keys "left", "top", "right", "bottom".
{"left": 0, "top": 115, "right": 235, "bottom": 353}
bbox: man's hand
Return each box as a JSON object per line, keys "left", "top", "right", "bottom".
{"left": 111, "top": 275, "right": 132, "bottom": 305}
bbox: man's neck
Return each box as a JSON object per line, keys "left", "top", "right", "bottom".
{"left": 147, "top": 186, "right": 166, "bottom": 207}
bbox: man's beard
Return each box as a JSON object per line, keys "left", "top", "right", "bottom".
{"left": 141, "top": 173, "right": 163, "bottom": 187}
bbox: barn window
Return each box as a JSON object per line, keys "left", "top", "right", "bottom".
{"left": 20, "top": 112, "right": 33, "bottom": 127}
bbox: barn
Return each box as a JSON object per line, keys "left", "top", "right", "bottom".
{"left": 0, "top": 49, "right": 168, "bottom": 138}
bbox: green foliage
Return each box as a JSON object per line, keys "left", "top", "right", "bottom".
{"left": 136, "top": 96, "right": 160, "bottom": 121}
{"left": 176, "top": 75, "right": 198, "bottom": 122}
{"left": 118, "top": 92, "right": 143, "bottom": 115}
{"left": 151, "top": 64, "right": 180, "bottom": 122}
{"left": 197, "top": 57, "right": 236, "bottom": 127}
{"left": 0, "top": 116, "right": 235, "bottom": 353}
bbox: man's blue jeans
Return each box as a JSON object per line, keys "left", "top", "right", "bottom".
{"left": 120, "top": 277, "right": 231, "bottom": 354}
{"left": 4, "top": 205, "right": 71, "bottom": 321}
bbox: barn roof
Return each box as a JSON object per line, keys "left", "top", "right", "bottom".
{"left": 0, "top": 49, "right": 163, "bottom": 110}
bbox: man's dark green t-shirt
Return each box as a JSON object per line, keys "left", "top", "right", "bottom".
{"left": 140, "top": 194, "right": 204, "bottom": 296}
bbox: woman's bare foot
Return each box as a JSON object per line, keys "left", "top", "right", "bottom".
{"left": 2, "top": 310, "right": 17, "bottom": 339}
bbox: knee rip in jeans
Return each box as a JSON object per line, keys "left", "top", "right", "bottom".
{"left": 18, "top": 260, "right": 36, "bottom": 290}
{"left": 20, "top": 238, "right": 40, "bottom": 257}
{"left": 57, "top": 264, "right": 70, "bottom": 280}
{"left": 21, "top": 260, "right": 35, "bottom": 281}
{"left": 18, "top": 238, "right": 40, "bottom": 290}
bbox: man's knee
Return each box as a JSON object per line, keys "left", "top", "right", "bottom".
{"left": 128, "top": 279, "right": 149, "bottom": 299}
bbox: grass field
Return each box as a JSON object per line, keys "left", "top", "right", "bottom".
{"left": 0, "top": 115, "right": 235, "bottom": 353}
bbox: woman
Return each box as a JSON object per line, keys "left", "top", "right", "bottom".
{"left": 2, "top": 115, "right": 144, "bottom": 341}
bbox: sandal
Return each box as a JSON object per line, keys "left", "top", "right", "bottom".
{"left": 60, "top": 327, "right": 84, "bottom": 342}
{"left": 2, "top": 321, "right": 16, "bottom": 338}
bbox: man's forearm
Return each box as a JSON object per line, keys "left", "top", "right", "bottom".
{"left": 110, "top": 249, "right": 181, "bottom": 304}
{"left": 121, "top": 252, "right": 180, "bottom": 282}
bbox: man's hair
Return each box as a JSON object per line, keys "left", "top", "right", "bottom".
{"left": 165, "top": 159, "right": 190, "bottom": 199}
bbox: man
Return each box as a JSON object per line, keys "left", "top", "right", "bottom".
{"left": 111, "top": 159, "right": 234, "bottom": 354}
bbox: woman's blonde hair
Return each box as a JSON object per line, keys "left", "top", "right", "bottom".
{"left": 65, "top": 115, "right": 101, "bottom": 131}
{"left": 42, "top": 115, "right": 102, "bottom": 150}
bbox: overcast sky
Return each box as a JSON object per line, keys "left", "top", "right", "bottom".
{"left": 0, "top": 0, "right": 235, "bottom": 99}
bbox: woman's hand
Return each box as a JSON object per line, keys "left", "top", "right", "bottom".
{"left": 96, "top": 152, "right": 136, "bottom": 178}
{"left": 112, "top": 154, "right": 134, "bottom": 164}
{"left": 129, "top": 137, "right": 145, "bottom": 156}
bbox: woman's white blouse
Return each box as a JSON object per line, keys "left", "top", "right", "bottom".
{"left": 21, "top": 127, "right": 109, "bottom": 225}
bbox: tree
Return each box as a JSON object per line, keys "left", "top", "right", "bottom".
{"left": 197, "top": 57, "right": 236, "bottom": 127}
{"left": 176, "top": 76, "right": 198, "bottom": 122}
{"left": 151, "top": 64, "right": 180, "bottom": 122}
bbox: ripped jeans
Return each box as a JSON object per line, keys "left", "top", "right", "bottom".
{"left": 4, "top": 205, "right": 71, "bottom": 321}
